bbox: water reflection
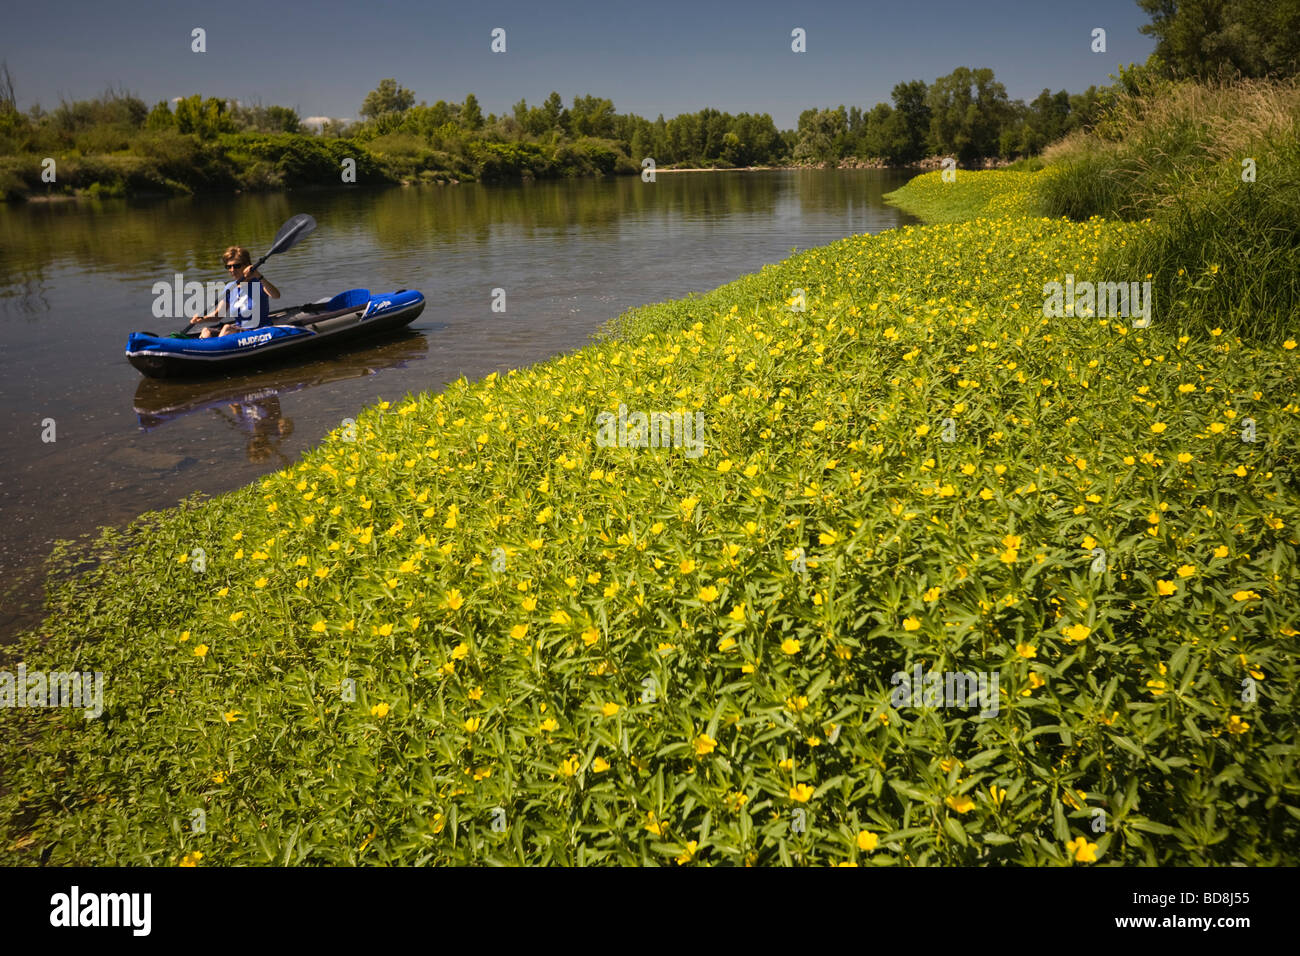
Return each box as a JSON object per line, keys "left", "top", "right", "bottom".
{"left": 132, "top": 330, "right": 427, "bottom": 462}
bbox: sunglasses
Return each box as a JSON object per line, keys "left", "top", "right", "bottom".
{"left": 224, "top": 262, "right": 245, "bottom": 271}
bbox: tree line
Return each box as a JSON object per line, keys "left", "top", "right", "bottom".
{"left": 2, "top": 0, "right": 1296, "bottom": 197}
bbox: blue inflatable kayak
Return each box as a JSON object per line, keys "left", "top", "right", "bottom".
{"left": 125, "top": 288, "right": 425, "bottom": 378}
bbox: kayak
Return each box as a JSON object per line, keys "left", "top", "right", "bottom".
{"left": 125, "top": 288, "right": 425, "bottom": 378}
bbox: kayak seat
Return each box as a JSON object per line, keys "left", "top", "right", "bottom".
{"left": 324, "top": 288, "right": 371, "bottom": 311}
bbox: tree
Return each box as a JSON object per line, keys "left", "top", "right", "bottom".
{"left": 0, "top": 60, "right": 15, "bottom": 114}
{"left": 145, "top": 100, "right": 174, "bottom": 130}
{"left": 461, "top": 93, "right": 483, "bottom": 130}
{"left": 173, "top": 95, "right": 234, "bottom": 139}
{"left": 360, "top": 79, "right": 415, "bottom": 120}
{"left": 889, "top": 80, "right": 931, "bottom": 163}
{"left": 1137, "top": 0, "right": 1300, "bottom": 78}
{"left": 541, "top": 91, "right": 565, "bottom": 133}
{"left": 792, "top": 108, "right": 843, "bottom": 163}
{"left": 570, "top": 95, "right": 616, "bottom": 138}
{"left": 926, "top": 67, "right": 1010, "bottom": 162}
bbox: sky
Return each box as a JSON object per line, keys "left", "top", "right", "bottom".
{"left": 3, "top": 0, "right": 1156, "bottom": 129}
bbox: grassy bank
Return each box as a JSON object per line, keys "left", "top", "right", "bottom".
{"left": 3, "top": 159, "right": 1298, "bottom": 863}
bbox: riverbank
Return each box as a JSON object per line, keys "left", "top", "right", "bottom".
{"left": 3, "top": 155, "right": 1296, "bottom": 863}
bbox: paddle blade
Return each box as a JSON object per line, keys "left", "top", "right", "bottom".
{"left": 268, "top": 214, "right": 316, "bottom": 256}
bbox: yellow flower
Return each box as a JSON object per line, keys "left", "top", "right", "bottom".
{"left": 581, "top": 626, "right": 601, "bottom": 646}
{"left": 551, "top": 609, "right": 573, "bottom": 625}
{"left": 698, "top": 585, "right": 719, "bottom": 602}
{"left": 1232, "top": 590, "right": 1260, "bottom": 601}
{"left": 178, "top": 630, "right": 191, "bottom": 642}
{"left": 558, "top": 756, "right": 579, "bottom": 778}
{"left": 179, "top": 850, "right": 204, "bottom": 867}
{"left": 1156, "top": 580, "right": 1177, "bottom": 596}
{"left": 717, "top": 636, "right": 737, "bottom": 652}
{"left": 645, "top": 812, "right": 664, "bottom": 836}
{"left": 509, "top": 623, "right": 529, "bottom": 640}
{"left": 1146, "top": 679, "right": 1166, "bottom": 696}
{"left": 1015, "top": 643, "right": 1037, "bottom": 659}
{"left": 1213, "top": 545, "right": 1230, "bottom": 558}
{"left": 1021, "top": 673, "right": 1046, "bottom": 697}
{"left": 464, "top": 717, "right": 481, "bottom": 733}
{"left": 1176, "top": 564, "right": 1196, "bottom": 578}
{"left": 922, "top": 586, "right": 942, "bottom": 602}
{"left": 780, "top": 638, "right": 801, "bottom": 655}
{"left": 592, "top": 757, "right": 611, "bottom": 773}
{"left": 856, "top": 831, "right": 879, "bottom": 852}
{"left": 1066, "top": 836, "right": 1098, "bottom": 863}
{"left": 451, "top": 643, "right": 470, "bottom": 660}
{"left": 194, "top": 644, "right": 209, "bottom": 657}
{"left": 444, "top": 589, "right": 464, "bottom": 611}
{"left": 1062, "top": 623, "right": 1091, "bottom": 642}
{"left": 539, "top": 717, "right": 558, "bottom": 733}
{"left": 222, "top": 709, "right": 240, "bottom": 723}
{"left": 228, "top": 611, "right": 244, "bottom": 623}
{"left": 468, "top": 686, "right": 483, "bottom": 700}
{"left": 728, "top": 603, "right": 746, "bottom": 621}
{"left": 999, "top": 548, "right": 1019, "bottom": 564}
{"left": 601, "top": 702, "right": 620, "bottom": 717}
{"left": 694, "top": 734, "right": 717, "bottom": 756}
{"left": 1227, "top": 714, "right": 1250, "bottom": 734}
{"left": 370, "top": 702, "right": 390, "bottom": 718}
{"left": 1150, "top": 422, "right": 1167, "bottom": 434}
{"left": 675, "top": 840, "right": 699, "bottom": 865}
{"left": 902, "top": 616, "right": 921, "bottom": 632}
{"left": 945, "top": 794, "right": 975, "bottom": 814}
{"left": 789, "top": 783, "right": 815, "bottom": 802}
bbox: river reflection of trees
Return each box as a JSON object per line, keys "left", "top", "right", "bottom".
{"left": 0, "top": 171, "right": 919, "bottom": 317}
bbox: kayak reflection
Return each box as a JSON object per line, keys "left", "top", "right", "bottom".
{"left": 133, "top": 331, "right": 428, "bottom": 461}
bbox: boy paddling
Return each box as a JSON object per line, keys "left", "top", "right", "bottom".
{"left": 189, "top": 245, "right": 281, "bottom": 338}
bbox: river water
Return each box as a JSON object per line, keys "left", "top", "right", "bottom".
{"left": 0, "top": 168, "right": 920, "bottom": 640}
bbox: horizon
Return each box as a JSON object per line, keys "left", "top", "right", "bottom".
{"left": 4, "top": 0, "right": 1155, "bottom": 129}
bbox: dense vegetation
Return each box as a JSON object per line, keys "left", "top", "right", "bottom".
{"left": 3, "top": 69, "right": 1297, "bottom": 863}
{"left": 0, "top": 63, "right": 1103, "bottom": 200}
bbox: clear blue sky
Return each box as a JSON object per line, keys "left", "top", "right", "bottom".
{"left": 4, "top": 0, "right": 1155, "bottom": 128}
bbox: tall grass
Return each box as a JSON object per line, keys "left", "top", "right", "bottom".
{"left": 1036, "top": 79, "right": 1300, "bottom": 339}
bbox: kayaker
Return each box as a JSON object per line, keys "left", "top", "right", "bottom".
{"left": 189, "top": 246, "right": 280, "bottom": 338}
